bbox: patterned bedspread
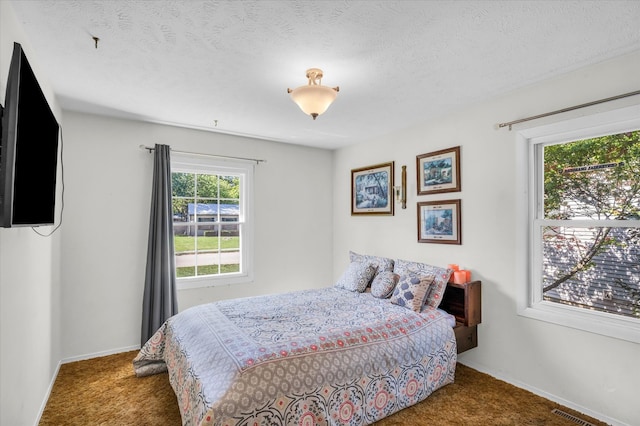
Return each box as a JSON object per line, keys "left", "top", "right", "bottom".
{"left": 133, "top": 287, "right": 457, "bottom": 426}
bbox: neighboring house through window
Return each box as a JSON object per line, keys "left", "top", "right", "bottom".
{"left": 516, "top": 104, "right": 640, "bottom": 343}
{"left": 171, "top": 153, "right": 254, "bottom": 289}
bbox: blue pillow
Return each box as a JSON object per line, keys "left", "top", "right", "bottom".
{"left": 370, "top": 271, "right": 400, "bottom": 298}
{"left": 390, "top": 274, "right": 435, "bottom": 312}
{"left": 393, "top": 259, "right": 452, "bottom": 310}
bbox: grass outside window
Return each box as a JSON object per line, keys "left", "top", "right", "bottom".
{"left": 174, "top": 235, "right": 239, "bottom": 252}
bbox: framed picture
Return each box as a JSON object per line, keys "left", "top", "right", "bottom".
{"left": 417, "top": 146, "right": 461, "bottom": 195}
{"left": 417, "top": 199, "right": 461, "bottom": 244}
{"left": 351, "top": 162, "right": 394, "bottom": 215}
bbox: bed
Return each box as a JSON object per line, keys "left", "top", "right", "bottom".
{"left": 133, "top": 254, "right": 481, "bottom": 426}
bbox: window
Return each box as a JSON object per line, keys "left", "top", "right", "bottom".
{"left": 171, "top": 154, "right": 254, "bottom": 289}
{"left": 516, "top": 105, "right": 640, "bottom": 342}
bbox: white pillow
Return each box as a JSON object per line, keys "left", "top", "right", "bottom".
{"left": 349, "top": 251, "right": 394, "bottom": 285}
{"left": 335, "top": 261, "right": 378, "bottom": 292}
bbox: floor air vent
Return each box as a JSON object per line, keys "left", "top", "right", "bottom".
{"left": 551, "top": 408, "right": 597, "bottom": 426}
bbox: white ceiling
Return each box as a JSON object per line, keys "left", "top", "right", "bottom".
{"left": 7, "top": 0, "right": 640, "bottom": 149}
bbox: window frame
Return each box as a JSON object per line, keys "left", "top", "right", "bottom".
{"left": 171, "top": 153, "right": 254, "bottom": 290}
{"left": 516, "top": 104, "right": 640, "bottom": 343}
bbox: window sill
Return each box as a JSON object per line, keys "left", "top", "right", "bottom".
{"left": 177, "top": 272, "right": 253, "bottom": 290}
{"left": 518, "top": 300, "right": 640, "bottom": 343}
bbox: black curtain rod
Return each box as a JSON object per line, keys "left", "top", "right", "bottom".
{"left": 139, "top": 145, "right": 266, "bottom": 164}
{"left": 497, "top": 90, "right": 640, "bottom": 130}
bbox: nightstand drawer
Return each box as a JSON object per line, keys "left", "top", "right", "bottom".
{"left": 453, "top": 324, "right": 477, "bottom": 353}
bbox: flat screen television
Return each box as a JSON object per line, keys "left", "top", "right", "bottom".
{"left": 0, "top": 42, "right": 60, "bottom": 228}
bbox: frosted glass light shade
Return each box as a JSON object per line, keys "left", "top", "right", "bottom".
{"left": 289, "top": 85, "right": 338, "bottom": 119}
{"left": 287, "top": 68, "right": 339, "bottom": 120}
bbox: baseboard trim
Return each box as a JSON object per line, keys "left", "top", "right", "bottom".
{"left": 61, "top": 345, "right": 140, "bottom": 364}
{"left": 34, "top": 360, "right": 61, "bottom": 426}
{"left": 459, "top": 360, "right": 625, "bottom": 426}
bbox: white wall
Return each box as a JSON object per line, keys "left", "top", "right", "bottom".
{"left": 0, "top": 2, "right": 63, "bottom": 425}
{"left": 3, "top": 1, "right": 638, "bottom": 423}
{"left": 333, "top": 51, "right": 640, "bottom": 426}
{"left": 58, "top": 111, "right": 334, "bottom": 359}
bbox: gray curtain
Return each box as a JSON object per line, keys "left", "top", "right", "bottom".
{"left": 141, "top": 144, "right": 178, "bottom": 346}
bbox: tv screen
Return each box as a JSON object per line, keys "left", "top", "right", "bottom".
{"left": 0, "top": 42, "right": 59, "bottom": 228}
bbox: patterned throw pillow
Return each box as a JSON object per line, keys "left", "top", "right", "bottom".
{"left": 370, "top": 271, "right": 400, "bottom": 299}
{"left": 390, "top": 274, "right": 436, "bottom": 312}
{"left": 393, "top": 259, "right": 453, "bottom": 310}
{"left": 349, "top": 251, "right": 394, "bottom": 285}
{"left": 335, "top": 261, "right": 378, "bottom": 292}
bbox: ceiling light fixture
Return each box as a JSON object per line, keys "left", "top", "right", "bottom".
{"left": 287, "top": 68, "right": 339, "bottom": 120}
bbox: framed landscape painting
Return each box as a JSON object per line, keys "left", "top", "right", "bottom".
{"left": 417, "top": 199, "right": 461, "bottom": 244}
{"left": 417, "top": 146, "right": 461, "bottom": 195}
{"left": 351, "top": 162, "right": 394, "bottom": 215}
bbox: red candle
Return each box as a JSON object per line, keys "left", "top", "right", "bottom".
{"left": 453, "top": 271, "right": 466, "bottom": 284}
{"left": 447, "top": 264, "right": 458, "bottom": 283}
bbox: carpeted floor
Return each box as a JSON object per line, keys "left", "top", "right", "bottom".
{"left": 39, "top": 350, "right": 607, "bottom": 425}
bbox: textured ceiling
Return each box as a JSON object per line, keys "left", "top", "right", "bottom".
{"left": 7, "top": 0, "right": 640, "bottom": 149}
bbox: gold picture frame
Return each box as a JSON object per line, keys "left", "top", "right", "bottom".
{"left": 417, "top": 146, "right": 461, "bottom": 195}
{"left": 417, "top": 199, "right": 461, "bottom": 244}
{"left": 351, "top": 162, "right": 394, "bottom": 215}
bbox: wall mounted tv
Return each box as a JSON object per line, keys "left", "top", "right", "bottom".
{"left": 0, "top": 42, "right": 60, "bottom": 228}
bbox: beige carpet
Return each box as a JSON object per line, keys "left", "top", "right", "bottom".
{"left": 39, "top": 350, "right": 607, "bottom": 425}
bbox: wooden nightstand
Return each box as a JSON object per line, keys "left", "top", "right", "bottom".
{"left": 440, "top": 280, "right": 482, "bottom": 353}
